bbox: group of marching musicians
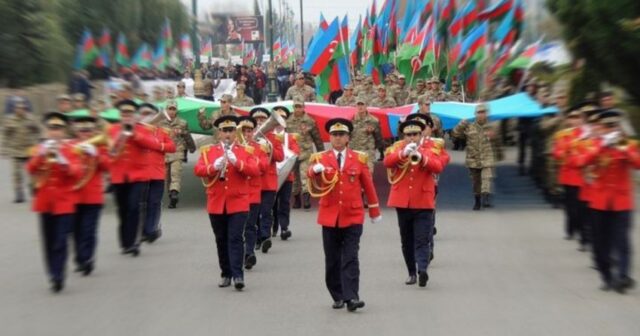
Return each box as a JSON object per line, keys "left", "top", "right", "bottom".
{"left": 552, "top": 102, "right": 638, "bottom": 294}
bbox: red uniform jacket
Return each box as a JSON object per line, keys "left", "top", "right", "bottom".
{"left": 27, "top": 142, "right": 83, "bottom": 214}
{"left": 246, "top": 140, "right": 269, "bottom": 204}
{"left": 307, "top": 149, "right": 381, "bottom": 227}
{"left": 146, "top": 127, "right": 176, "bottom": 181}
{"left": 108, "top": 123, "right": 169, "bottom": 184}
{"left": 260, "top": 133, "right": 285, "bottom": 191}
{"left": 573, "top": 138, "right": 601, "bottom": 203}
{"left": 553, "top": 127, "right": 584, "bottom": 187}
{"left": 576, "top": 139, "right": 640, "bottom": 211}
{"left": 194, "top": 142, "right": 261, "bottom": 214}
{"left": 384, "top": 139, "right": 445, "bottom": 209}
{"left": 71, "top": 143, "right": 110, "bottom": 205}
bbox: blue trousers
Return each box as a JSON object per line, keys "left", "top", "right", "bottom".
{"left": 244, "top": 203, "right": 261, "bottom": 257}
{"left": 209, "top": 212, "right": 247, "bottom": 279}
{"left": 73, "top": 204, "right": 102, "bottom": 266}
{"left": 113, "top": 182, "right": 146, "bottom": 249}
{"left": 593, "top": 210, "right": 633, "bottom": 283}
{"left": 258, "top": 190, "right": 277, "bottom": 241}
{"left": 322, "top": 225, "right": 363, "bottom": 302}
{"left": 273, "top": 181, "right": 293, "bottom": 233}
{"left": 397, "top": 208, "right": 434, "bottom": 276}
{"left": 142, "top": 180, "right": 165, "bottom": 237}
{"left": 40, "top": 213, "right": 73, "bottom": 282}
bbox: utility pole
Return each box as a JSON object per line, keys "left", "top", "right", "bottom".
{"left": 192, "top": 0, "right": 200, "bottom": 69}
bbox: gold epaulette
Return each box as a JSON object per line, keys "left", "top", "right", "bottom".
{"left": 385, "top": 140, "right": 404, "bottom": 155}
{"left": 431, "top": 138, "right": 445, "bottom": 155}
{"left": 310, "top": 151, "right": 326, "bottom": 163}
{"left": 199, "top": 144, "right": 212, "bottom": 154}
{"left": 274, "top": 133, "right": 284, "bottom": 142}
{"left": 160, "top": 127, "right": 171, "bottom": 134}
{"left": 353, "top": 150, "right": 369, "bottom": 165}
{"left": 628, "top": 139, "right": 638, "bottom": 146}
{"left": 28, "top": 145, "right": 39, "bottom": 157}
{"left": 290, "top": 133, "right": 300, "bottom": 141}
{"left": 553, "top": 127, "right": 572, "bottom": 140}
{"left": 244, "top": 145, "right": 255, "bottom": 155}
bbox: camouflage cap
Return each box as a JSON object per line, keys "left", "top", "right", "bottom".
{"left": 475, "top": 103, "right": 489, "bottom": 113}
{"left": 430, "top": 76, "right": 439, "bottom": 83}
{"left": 355, "top": 95, "right": 367, "bottom": 104}
{"left": 376, "top": 85, "right": 387, "bottom": 91}
{"left": 166, "top": 99, "right": 178, "bottom": 108}
{"left": 344, "top": 84, "right": 353, "bottom": 90}
{"left": 292, "top": 95, "right": 305, "bottom": 106}
{"left": 415, "top": 79, "right": 425, "bottom": 85}
{"left": 220, "top": 94, "right": 233, "bottom": 102}
{"left": 72, "top": 93, "right": 86, "bottom": 101}
{"left": 57, "top": 94, "right": 71, "bottom": 101}
{"left": 295, "top": 73, "right": 305, "bottom": 80}
{"left": 398, "top": 74, "right": 406, "bottom": 80}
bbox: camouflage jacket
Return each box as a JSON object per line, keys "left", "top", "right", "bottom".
{"left": 2, "top": 114, "right": 41, "bottom": 158}
{"left": 198, "top": 108, "right": 238, "bottom": 142}
{"left": 285, "top": 84, "right": 316, "bottom": 102}
{"left": 358, "top": 88, "right": 377, "bottom": 102}
{"left": 429, "top": 90, "right": 449, "bottom": 102}
{"left": 335, "top": 95, "right": 356, "bottom": 107}
{"left": 350, "top": 112, "right": 382, "bottom": 152}
{"left": 406, "top": 89, "right": 427, "bottom": 104}
{"left": 452, "top": 121, "right": 503, "bottom": 168}
{"left": 370, "top": 96, "right": 397, "bottom": 108}
{"left": 392, "top": 86, "right": 409, "bottom": 106}
{"left": 540, "top": 114, "right": 564, "bottom": 155}
{"left": 232, "top": 95, "right": 255, "bottom": 107}
{"left": 447, "top": 91, "right": 464, "bottom": 102}
{"left": 285, "top": 112, "right": 324, "bottom": 161}
{"left": 159, "top": 116, "right": 190, "bottom": 162}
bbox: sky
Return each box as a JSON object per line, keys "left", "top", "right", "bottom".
{"left": 182, "top": 0, "right": 372, "bottom": 26}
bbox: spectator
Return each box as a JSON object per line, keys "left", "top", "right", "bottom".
{"left": 4, "top": 89, "right": 32, "bottom": 115}
{"left": 252, "top": 65, "right": 267, "bottom": 104}
{"left": 68, "top": 70, "right": 93, "bottom": 101}
{"left": 181, "top": 71, "right": 195, "bottom": 97}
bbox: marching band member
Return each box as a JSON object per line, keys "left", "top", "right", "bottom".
{"left": 108, "top": 100, "right": 169, "bottom": 257}
{"left": 271, "top": 106, "right": 300, "bottom": 240}
{"left": 69, "top": 116, "right": 110, "bottom": 276}
{"left": 236, "top": 116, "right": 268, "bottom": 270}
{"left": 138, "top": 103, "right": 176, "bottom": 243}
{"left": 250, "top": 108, "right": 284, "bottom": 254}
{"left": 576, "top": 110, "right": 639, "bottom": 293}
{"left": 27, "top": 112, "right": 82, "bottom": 292}
{"left": 307, "top": 118, "right": 382, "bottom": 312}
{"left": 194, "top": 116, "right": 260, "bottom": 290}
{"left": 384, "top": 119, "right": 446, "bottom": 287}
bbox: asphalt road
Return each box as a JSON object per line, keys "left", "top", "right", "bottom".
{"left": 1, "top": 148, "right": 638, "bottom": 336}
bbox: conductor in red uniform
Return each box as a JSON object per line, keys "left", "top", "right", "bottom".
{"left": 384, "top": 119, "right": 446, "bottom": 287}
{"left": 307, "top": 118, "right": 382, "bottom": 312}
{"left": 194, "top": 115, "right": 260, "bottom": 290}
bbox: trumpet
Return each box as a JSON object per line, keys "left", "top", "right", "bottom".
{"left": 406, "top": 141, "right": 422, "bottom": 165}
{"left": 73, "top": 134, "right": 108, "bottom": 153}
{"left": 110, "top": 123, "right": 133, "bottom": 156}
{"left": 219, "top": 139, "right": 230, "bottom": 180}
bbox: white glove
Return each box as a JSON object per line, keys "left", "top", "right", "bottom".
{"left": 312, "top": 163, "right": 325, "bottom": 173}
{"left": 38, "top": 144, "right": 48, "bottom": 156}
{"left": 403, "top": 143, "right": 418, "bottom": 157}
{"left": 79, "top": 143, "right": 97, "bottom": 156}
{"left": 213, "top": 157, "right": 225, "bottom": 170}
{"left": 226, "top": 150, "right": 237, "bottom": 165}
{"left": 603, "top": 131, "right": 620, "bottom": 146}
{"left": 371, "top": 215, "right": 383, "bottom": 224}
{"left": 56, "top": 152, "right": 69, "bottom": 166}
{"left": 43, "top": 139, "right": 57, "bottom": 150}
{"left": 579, "top": 125, "right": 591, "bottom": 140}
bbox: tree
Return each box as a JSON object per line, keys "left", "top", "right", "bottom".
{"left": 547, "top": 0, "right": 640, "bottom": 103}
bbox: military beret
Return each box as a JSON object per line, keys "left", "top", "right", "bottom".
{"left": 325, "top": 118, "right": 353, "bottom": 133}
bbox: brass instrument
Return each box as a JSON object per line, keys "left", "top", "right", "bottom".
{"left": 73, "top": 134, "right": 108, "bottom": 153}
{"left": 276, "top": 132, "right": 298, "bottom": 190}
{"left": 110, "top": 123, "right": 134, "bottom": 157}
{"left": 73, "top": 134, "right": 108, "bottom": 190}
{"left": 219, "top": 139, "right": 230, "bottom": 180}
{"left": 408, "top": 140, "right": 421, "bottom": 165}
{"left": 254, "top": 112, "right": 286, "bottom": 161}
{"left": 45, "top": 140, "right": 60, "bottom": 163}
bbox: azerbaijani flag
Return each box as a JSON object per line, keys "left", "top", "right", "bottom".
{"left": 162, "top": 18, "right": 173, "bottom": 49}
{"left": 500, "top": 40, "right": 541, "bottom": 74}
{"left": 153, "top": 40, "right": 167, "bottom": 70}
{"left": 200, "top": 38, "right": 213, "bottom": 57}
{"left": 99, "top": 27, "right": 111, "bottom": 49}
{"left": 78, "top": 28, "right": 100, "bottom": 69}
{"left": 273, "top": 37, "right": 282, "bottom": 61}
{"left": 132, "top": 43, "right": 153, "bottom": 69}
{"left": 115, "top": 33, "right": 130, "bottom": 67}
{"left": 302, "top": 17, "right": 339, "bottom": 75}
{"left": 180, "top": 34, "right": 192, "bottom": 56}
{"left": 478, "top": 0, "right": 514, "bottom": 21}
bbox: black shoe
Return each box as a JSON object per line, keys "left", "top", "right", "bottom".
{"left": 245, "top": 255, "right": 257, "bottom": 270}
{"left": 218, "top": 277, "right": 231, "bottom": 288}
{"left": 292, "top": 195, "right": 301, "bottom": 209}
{"left": 577, "top": 244, "right": 588, "bottom": 252}
{"left": 481, "top": 193, "right": 492, "bottom": 208}
{"left": 13, "top": 195, "right": 25, "bottom": 203}
{"left": 82, "top": 262, "right": 94, "bottom": 276}
{"left": 332, "top": 300, "right": 345, "bottom": 309}
{"left": 302, "top": 193, "right": 311, "bottom": 209}
{"left": 430, "top": 251, "right": 434, "bottom": 262}
{"left": 122, "top": 247, "right": 140, "bottom": 257}
{"left": 619, "top": 276, "right": 636, "bottom": 290}
{"left": 405, "top": 275, "right": 417, "bottom": 285}
{"left": 433, "top": 226, "right": 437, "bottom": 236}
{"left": 233, "top": 278, "right": 245, "bottom": 290}
{"left": 280, "top": 230, "right": 292, "bottom": 241}
{"left": 261, "top": 239, "right": 272, "bottom": 253}
{"left": 51, "top": 280, "right": 64, "bottom": 293}
{"left": 168, "top": 190, "right": 179, "bottom": 209}
{"left": 613, "top": 281, "right": 627, "bottom": 294}
{"left": 418, "top": 271, "right": 429, "bottom": 287}
{"left": 346, "top": 299, "right": 365, "bottom": 312}
{"left": 271, "top": 230, "right": 278, "bottom": 238}
{"left": 146, "top": 231, "right": 161, "bottom": 244}
{"left": 473, "top": 196, "right": 481, "bottom": 211}
{"left": 255, "top": 239, "right": 263, "bottom": 251}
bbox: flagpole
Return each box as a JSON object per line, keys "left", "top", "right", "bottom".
{"left": 338, "top": 16, "right": 351, "bottom": 84}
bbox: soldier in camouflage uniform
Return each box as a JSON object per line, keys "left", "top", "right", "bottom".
{"left": 352, "top": 75, "right": 365, "bottom": 97}
{"left": 160, "top": 100, "right": 194, "bottom": 208}
{"left": 286, "top": 96, "right": 324, "bottom": 209}
{"left": 233, "top": 84, "right": 255, "bottom": 107}
{"left": 406, "top": 79, "right": 427, "bottom": 104}
{"left": 417, "top": 96, "right": 444, "bottom": 138}
{"left": 447, "top": 80, "right": 465, "bottom": 102}
{"left": 540, "top": 87, "right": 569, "bottom": 207}
{"left": 452, "top": 104, "right": 503, "bottom": 210}
{"left": 285, "top": 73, "right": 316, "bottom": 102}
{"left": 335, "top": 84, "right": 357, "bottom": 107}
{"left": 392, "top": 75, "right": 410, "bottom": 106}
{"left": 1, "top": 99, "right": 41, "bottom": 202}
{"left": 198, "top": 94, "right": 238, "bottom": 142}
{"left": 350, "top": 96, "right": 383, "bottom": 172}
{"left": 370, "top": 85, "right": 397, "bottom": 108}
{"left": 384, "top": 74, "right": 398, "bottom": 100}
{"left": 428, "top": 77, "right": 448, "bottom": 102}
{"left": 359, "top": 77, "right": 377, "bottom": 102}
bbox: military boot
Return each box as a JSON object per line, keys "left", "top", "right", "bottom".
{"left": 481, "top": 193, "right": 492, "bottom": 208}
{"left": 13, "top": 189, "right": 25, "bottom": 203}
{"left": 302, "top": 192, "right": 311, "bottom": 209}
{"left": 292, "top": 194, "right": 301, "bottom": 209}
{"left": 168, "top": 190, "right": 179, "bottom": 209}
{"left": 473, "top": 195, "right": 481, "bottom": 211}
